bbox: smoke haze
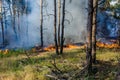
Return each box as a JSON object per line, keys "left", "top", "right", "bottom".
{"left": 3, "top": 0, "right": 88, "bottom": 48}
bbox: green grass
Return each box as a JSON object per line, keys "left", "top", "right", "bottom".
{"left": 0, "top": 48, "right": 120, "bottom": 80}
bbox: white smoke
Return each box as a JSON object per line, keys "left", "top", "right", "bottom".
{"left": 1, "top": 0, "right": 88, "bottom": 49}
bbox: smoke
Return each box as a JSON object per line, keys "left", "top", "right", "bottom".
{"left": 97, "top": 9, "right": 120, "bottom": 39}
{"left": 1, "top": 0, "right": 119, "bottom": 49}
{"left": 0, "top": 0, "right": 88, "bottom": 49}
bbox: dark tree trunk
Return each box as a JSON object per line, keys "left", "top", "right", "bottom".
{"left": 118, "top": 28, "right": 120, "bottom": 46}
{"left": 0, "top": 0, "right": 5, "bottom": 46}
{"left": 40, "top": 0, "right": 44, "bottom": 48}
{"left": 17, "top": 11, "right": 21, "bottom": 38}
{"left": 92, "top": 0, "right": 98, "bottom": 64}
{"left": 26, "top": 0, "right": 29, "bottom": 45}
{"left": 60, "top": 0, "right": 66, "bottom": 54}
{"left": 1, "top": 19, "right": 4, "bottom": 45}
{"left": 86, "top": 0, "right": 93, "bottom": 74}
{"left": 12, "top": 1, "right": 17, "bottom": 39}
{"left": 3, "top": 3, "right": 7, "bottom": 44}
{"left": 1, "top": 18, "right": 4, "bottom": 46}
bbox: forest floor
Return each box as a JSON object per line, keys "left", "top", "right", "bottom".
{"left": 0, "top": 48, "right": 120, "bottom": 80}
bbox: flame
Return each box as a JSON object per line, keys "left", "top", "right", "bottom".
{"left": 67, "top": 44, "right": 86, "bottom": 49}
{"left": 0, "top": 49, "right": 9, "bottom": 55}
{"left": 0, "top": 41, "right": 119, "bottom": 55}
{"left": 44, "top": 44, "right": 85, "bottom": 51}
{"left": 44, "top": 42, "right": 119, "bottom": 52}
{"left": 3, "top": 49, "right": 9, "bottom": 54}
{"left": 66, "top": 44, "right": 80, "bottom": 49}
{"left": 96, "top": 42, "right": 120, "bottom": 49}
{"left": 44, "top": 45, "right": 55, "bottom": 51}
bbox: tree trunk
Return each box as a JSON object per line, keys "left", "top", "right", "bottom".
{"left": 8, "top": 0, "right": 13, "bottom": 18}
{"left": 86, "top": 0, "right": 93, "bottom": 74}
{"left": 118, "top": 28, "right": 120, "bottom": 46}
{"left": 60, "top": 0, "right": 66, "bottom": 54}
{"left": 1, "top": 18, "right": 4, "bottom": 46}
{"left": 54, "top": 0, "right": 59, "bottom": 55}
{"left": 17, "top": 11, "right": 21, "bottom": 39}
{"left": 58, "top": 0, "right": 61, "bottom": 46}
{"left": 92, "top": 0, "right": 98, "bottom": 64}
{"left": 12, "top": 1, "right": 17, "bottom": 39}
{"left": 3, "top": 1, "right": 7, "bottom": 45}
{"left": 40, "top": 0, "right": 44, "bottom": 48}
{"left": 0, "top": 0, "right": 5, "bottom": 46}
{"left": 25, "top": 0, "right": 29, "bottom": 45}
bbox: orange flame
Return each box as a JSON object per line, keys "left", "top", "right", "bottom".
{"left": 96, "top": 42, "right": 120, "bottom": 49}
{"left": 43, "top": 44, "right": 85, "bottom": 51}
{"left": 0, "top": 49, "right": 9, "bottom": 55}
{"left": 44, "top": 45, "right": 55, "bottom": 51}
